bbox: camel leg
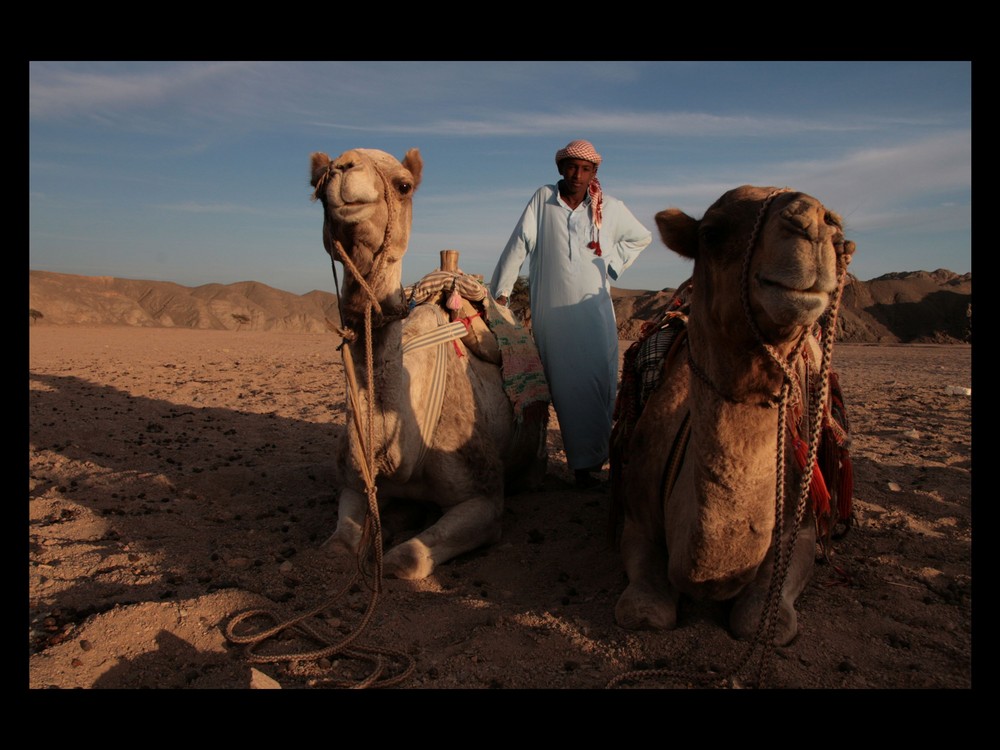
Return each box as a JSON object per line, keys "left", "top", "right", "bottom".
{"left": 615, "top": 518, "right": 679, "bottom": 630}
{"left": 729, "top": 517, "right": 816, "bottom": 646}
{"left": 383, "top": 496, "right": 502, "bottom": 580}
{"left": 322, "top": 487, "right": 368, "bottom": 557}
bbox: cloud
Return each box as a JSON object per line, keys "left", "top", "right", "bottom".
{"left": 29, "top": 62, "right": 249, "bottom": 120}
{"left": 612, "top": 130, "right": 970, "bottom": 216}
{"left": 308, "top": 110, "right": 880, "bottom": 139}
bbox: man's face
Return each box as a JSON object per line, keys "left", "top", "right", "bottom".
{"left": 559, "top": 158, "right": 596, "bottom": 199}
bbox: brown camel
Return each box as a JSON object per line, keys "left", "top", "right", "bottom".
{"left": 611, "top": 186, "right": 854, "bottom": 645}
{"left": 310, "top": 147, "right": 546, "bottom": 579}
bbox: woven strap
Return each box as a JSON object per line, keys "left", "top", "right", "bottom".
{"left": 401, "top": 319, "right": 471, "bottom": 354}
{"left": 401, "top": 306, "right": 454, "bottom": 471}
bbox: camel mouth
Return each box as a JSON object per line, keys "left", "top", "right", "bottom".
{"left": 757, "top": 275, "right": 833, "bottom": 302}
{"left": 755, "top": 275, "right": 831, "bottom": 326}
{"left": 330, "top": 202, "right": 376, "bottom": 221}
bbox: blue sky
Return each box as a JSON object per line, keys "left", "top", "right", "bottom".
{"left": 29, "top": 61, "right": 971, "bottom": 296}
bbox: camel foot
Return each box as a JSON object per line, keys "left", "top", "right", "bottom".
{"left": 383, "top": 538, "right": 435, "bottom": 580}
{"left": 615, "top": 582, "right": 678, "bottom": 631}
{"left": 729, "top": 589, "right": 798, "bottom": 646}
{"left": 321, "top": 518, "right": 363, "bottom": 558}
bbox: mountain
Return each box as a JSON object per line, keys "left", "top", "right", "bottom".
{"left": 611, "top": 270, "right": 971, "bottom": 344}
{"left": 28, "top": 269, "right": 971, "bottom": 344}
{"left": 28, "top": 271, "right": 341, "bottom": 333}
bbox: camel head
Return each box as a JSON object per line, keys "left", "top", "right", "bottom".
{"left": 656, "top": 186, "right": 855, "bottom": 350}
{"left": 311, "top": 147, "right": 423, "bottom": 276}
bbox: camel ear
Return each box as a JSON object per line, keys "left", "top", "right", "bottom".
{"left": 310, "top": 152, "right": 331, "bottom": 188}
{"left": 402, "top": 148, "right": 423, "bottom": 191}
{"left": 655, "top": 208, "right": 699, "bottom": 259}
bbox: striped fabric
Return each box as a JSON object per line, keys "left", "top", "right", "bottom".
{"left": 401, "top": 319, "right": 473, "bottom": 354}
{"left": 401, "top": 305, "right": 451, "bottom": 472}
{"left": 406, "top": 270, "right": 486, "bottom": 307}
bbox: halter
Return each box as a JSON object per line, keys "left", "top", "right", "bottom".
{"left": 315, "top": 159, "right": 410, "bottom": 331}
{"left": 685, "top": 188, "right": 799, "bottom": 407}
{"left": 732, "top": 188, "right": 852, "bottom": 686}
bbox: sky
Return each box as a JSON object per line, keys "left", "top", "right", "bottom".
{"left": 29, "top": 61, "right": 971, "bottom": 296}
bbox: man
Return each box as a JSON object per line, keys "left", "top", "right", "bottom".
{"left": 491, "top": 140, "right": 652, "bottom": 488}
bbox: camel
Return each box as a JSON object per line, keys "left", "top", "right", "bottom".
{"left": 310, "top": 147, "right": 547, "bottom": 580}
{"left": 611, "top": 186, "right": 854, "bottom": 646}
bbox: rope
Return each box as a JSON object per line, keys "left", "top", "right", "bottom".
{"left": 224, "top": 155, "right": 415, "bottom": 688}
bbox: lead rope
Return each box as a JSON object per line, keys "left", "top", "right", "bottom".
{"left": 224, "top": 162, "right": 414, "bottom": 688}
{"left": 729, "top": 195, "right": 850, "bottom": 688}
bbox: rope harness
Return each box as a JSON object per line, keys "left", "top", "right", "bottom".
{"left": 608, "top": 189, "right": 852, "bottom": 689}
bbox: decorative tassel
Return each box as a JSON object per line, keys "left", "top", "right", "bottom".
{"left": 793, "top": 436, "right": 831, "bottom": 517}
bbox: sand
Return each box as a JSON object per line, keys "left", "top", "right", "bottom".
{"left": 28, "top": 326, "right": 971, "bottom": 689}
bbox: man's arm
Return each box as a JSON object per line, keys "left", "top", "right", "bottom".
{"left": 605, "top": 200, "right": 652, "bottom": 281}
{"left": 490, "top": 190, "right": 541, "bottom": 300}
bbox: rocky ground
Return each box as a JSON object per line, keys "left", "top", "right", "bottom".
{"left": 28, "top": 326, "right": 972, "bottom": 689}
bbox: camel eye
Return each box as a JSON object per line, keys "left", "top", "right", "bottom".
{"left": 699, "top": 222, "right": 724, "bottom": 246}
{"left": 397, "top": 180, "right": 413, "bottom": 196}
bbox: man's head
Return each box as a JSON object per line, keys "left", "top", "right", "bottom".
{"left": 556, "top": 140, "right": 602, "bottom": 204}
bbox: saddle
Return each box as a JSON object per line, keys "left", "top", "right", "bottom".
{"left": 406, "top": 269, "right": 501, "bottom": 363}
{"left": 405, "top": 269, "right": 550, "bottom": 425}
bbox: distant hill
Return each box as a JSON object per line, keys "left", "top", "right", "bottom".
{"left": 611, "top": 269, "right": 971, "bottom": 344}
{"left": 28, "top": 271, "right": 341, "bottom": 333}
{"left": 29, "top": 269, "right": 971, "bottom": 344}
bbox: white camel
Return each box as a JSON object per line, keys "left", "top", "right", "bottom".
{"left": 311, "top": 147, "right": 547, "bottom": 579}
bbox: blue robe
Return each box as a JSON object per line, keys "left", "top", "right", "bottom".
{"left": 490, "top": 184, "right": 652, "bottom": 470}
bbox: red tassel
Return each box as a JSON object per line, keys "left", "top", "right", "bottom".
{"left": 793, "top": 436, "right": 831, "bottom": 517}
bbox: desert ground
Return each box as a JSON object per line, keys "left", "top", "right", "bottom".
{"left": 28, "top": 325, "right": 972, "bottom": 689}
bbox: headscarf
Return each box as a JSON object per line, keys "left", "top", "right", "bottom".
{"left": 555, "top": 139, "right": 604, "bottom": 238}
{"left": 554, "top": 139, "right": 603, "bottom": 169}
